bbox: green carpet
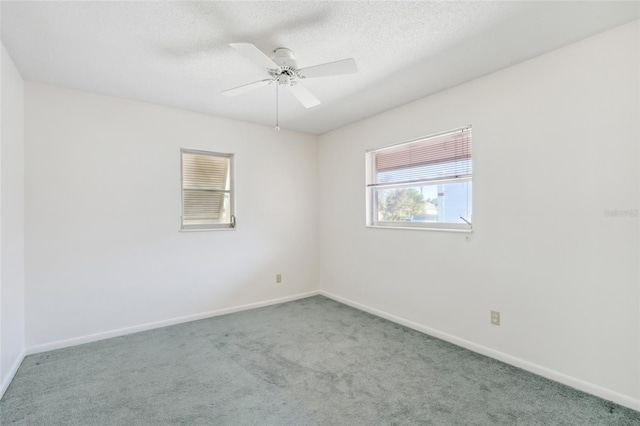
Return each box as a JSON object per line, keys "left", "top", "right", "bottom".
{"left": 1, "top": 295, "right": 639, "bottom": 425}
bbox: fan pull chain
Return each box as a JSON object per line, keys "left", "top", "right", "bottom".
{"left": 275, "top": 83, "right": 280, "bottom": 131}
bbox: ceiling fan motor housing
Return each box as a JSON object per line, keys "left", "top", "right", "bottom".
{"left": 272, "top": 47, "right": 297, "bottom": 68}
{"left": 271, "top": 48, "right": 300, "bottom": 85}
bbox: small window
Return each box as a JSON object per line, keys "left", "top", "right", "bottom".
{"left": 181, "top": 149, "right": 235, "bottom": 231}
{"left": 366, "top": 126, "right": 472, "bottom": 231}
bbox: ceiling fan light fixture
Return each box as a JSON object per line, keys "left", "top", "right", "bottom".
{"left": 277, "top": 74, "right": 291, "bottom": 86}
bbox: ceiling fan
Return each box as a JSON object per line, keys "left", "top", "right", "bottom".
{"left": 222, "top": 43, "right": 357, "bottom": 110}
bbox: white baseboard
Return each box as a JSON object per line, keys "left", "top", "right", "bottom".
{"left": 319, "top": 290, "right": 640, "bottom": 412}
{"left": 26, "top": 291, "right": 320, "bottom": 355}
{"left": 0, "top": 348, "right": 26, "bottom": 400}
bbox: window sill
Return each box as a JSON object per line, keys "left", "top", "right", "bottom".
{"left": 179, "top": 227, "right": 236, "bottom": 232}
{"left": 366, "top": 224, "right": 472, "bottom": 233}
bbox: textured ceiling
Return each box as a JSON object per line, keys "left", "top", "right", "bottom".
{"left": 2, "top": 1, "right": 639, "bottom": 134}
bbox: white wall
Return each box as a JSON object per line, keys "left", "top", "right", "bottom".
{"left": 24, "top": 83, "right": 318, "bottom": 349}
{"left": 318, "top": 21, "right": 640, "bottom": 406}
{"left": 0, "top": 44, "right": 25, "bottom": 396}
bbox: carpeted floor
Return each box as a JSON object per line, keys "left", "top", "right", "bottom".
{"left": 1, "top": 295, "right": 639, "bottom": 425}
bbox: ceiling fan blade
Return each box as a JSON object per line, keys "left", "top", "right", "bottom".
{"left": 287, "top": 83, "right": 321, "bottom": 108}
{"left": 229, "top": 43, "right": 279, "bottom": 69}
{"left": 299, "top": 58, "right": 357, "bottom": 79}
{"left": 221, "top": 79, "right": 273, "bottom": 97}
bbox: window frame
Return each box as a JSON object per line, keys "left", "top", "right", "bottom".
{"left": 365, "top": 126, "right": 473, "bottom": 232}
{"left": 180, "top": 148, "right": 236, "bottom": 232}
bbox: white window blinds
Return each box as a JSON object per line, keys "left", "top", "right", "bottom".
{"left": 372, "top": 127, "right": 472, "bottom": 186}
{"left": 181, "top": 149, "right": 234, "bottom": 230}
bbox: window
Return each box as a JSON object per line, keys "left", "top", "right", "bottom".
{"left": 181, "top": 149, "right": 235, "bottom": 231}
{"left": 366, "top": 126, "right": 472, "bottom": 231}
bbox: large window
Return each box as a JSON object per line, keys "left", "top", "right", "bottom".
{"left": 181, "top": 149, "right": 235, "bottom": 231}
{"left": 366, "top": 126, "right": 472, "bottom": 231}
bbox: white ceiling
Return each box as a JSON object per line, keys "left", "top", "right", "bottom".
{"left": 2, "top": 1, "right": 638, "bottom": 135}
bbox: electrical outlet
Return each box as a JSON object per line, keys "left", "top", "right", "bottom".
{"left": 276, "top": 274, "right": 282, "bottom": 284}
{"left": 491, "top": 310, "right": 500, "bottom": 326}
